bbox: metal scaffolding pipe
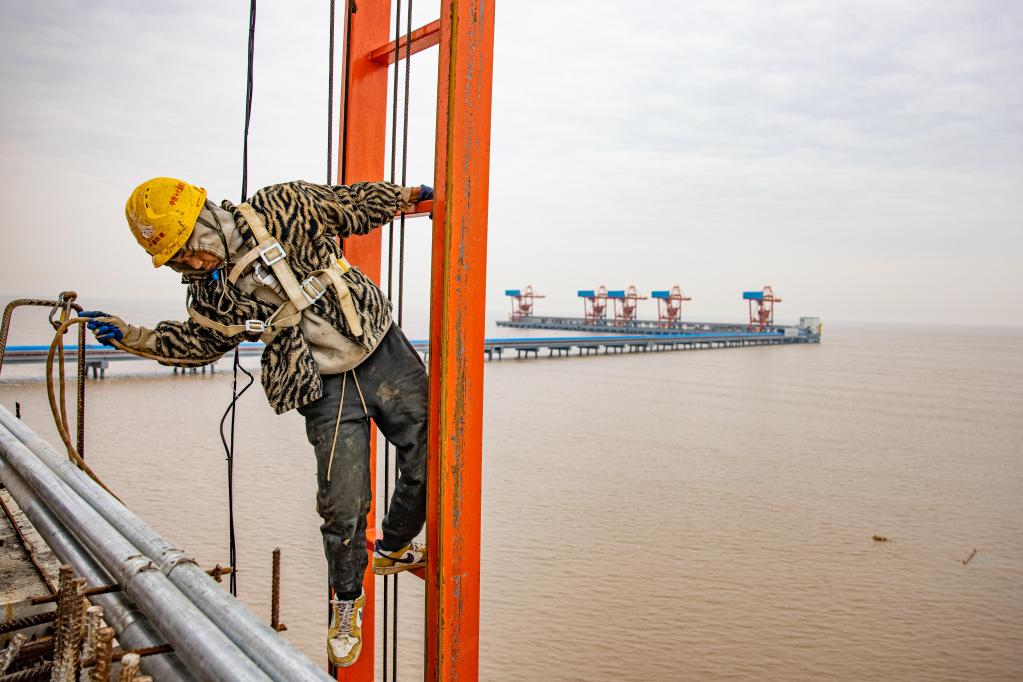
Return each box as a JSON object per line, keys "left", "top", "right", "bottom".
{"left": 0, "top": 461, "right": 194, "bottom": 682}
{"left": 0, "top": 406, "right": 331, "bottom": 682}
{"left": 0, "top": 426, "right": 273, "bottom": 682}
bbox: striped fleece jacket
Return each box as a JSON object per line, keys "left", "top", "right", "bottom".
{"left": 148, "top": 180, "right": 402, "bottom": 414}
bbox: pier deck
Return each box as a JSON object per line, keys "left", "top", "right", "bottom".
{"left": 2, "top": 327, "right": 818, "bottom": 375}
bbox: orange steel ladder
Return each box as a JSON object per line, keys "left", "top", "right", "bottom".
{"left": 336, "top": 1, "right": 494, "bottom": 680}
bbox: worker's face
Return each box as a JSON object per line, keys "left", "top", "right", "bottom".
{"left": 169, "top": 249, "right": 221, "bottom": 271}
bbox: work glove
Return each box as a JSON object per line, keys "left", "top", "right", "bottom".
{"left": 79, "top": 311, "right": 123, "bottom": 346}
{"left": 78, "top": 311, "right": 154, "bottom": 351}
{"left": 398, "top": 184, "right": 434, "bottom": 212}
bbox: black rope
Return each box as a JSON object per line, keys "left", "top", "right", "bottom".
{"left": 218, "top": 0, "right": 257, "bottom": 598}
{"left": 327, "top": 0, "right": 336, "bottom": 184}
{"left": 383, "top": 1, "right": 402, "bottom": 676}
{"left": 326, "top": 4, "right": 340, "bottom": 676}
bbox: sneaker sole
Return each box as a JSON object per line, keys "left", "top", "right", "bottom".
{"left": 328, "top": 645, "right": 361, "bottom": 668}
{"left": 372, "top": 561, "right": 426, "bottom": 576}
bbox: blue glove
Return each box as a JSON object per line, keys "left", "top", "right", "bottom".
{"left": 79, "top": 311, "right": 125, "bottom": 347}
{"left": 418, "top": 184, "right": 434, "bottom": 201}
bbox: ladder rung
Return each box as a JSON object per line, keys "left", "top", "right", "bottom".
{"left": 370, "top": 19, "right": 441, "bottom": 64}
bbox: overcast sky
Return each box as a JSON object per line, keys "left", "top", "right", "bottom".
{"left": 1, "top": 0, "right": 1020, "bottom": 327}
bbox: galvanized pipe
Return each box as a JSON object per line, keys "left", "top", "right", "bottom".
{"left": 0, "top": 428, "right": 273, "bottom": 682}
{"left": 0, "top": 461, "right": 193, "bottom": 682}
{"left": 0, "top": 406, "right": 331, "bottom": 682}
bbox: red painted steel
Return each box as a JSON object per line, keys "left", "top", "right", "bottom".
{"left": 581, "top": 285, "right": 608, "bottom": 323}
{"left": 507, "top": 285, "right": 545, "bottom": 321}
{"left": 370, "top": 19, "right": 442, "bottom": 64}
{"left": 611, "top": 285, "right": 648, "bottom": 325}
{"left": 336, "top": 1, "right": 392, "bottom": 678}
{"left": 656, "top": 285, "right": 691, "bottom": 327}
{"left": 747, "top": 285, "right": 782, "bottom": 331}
{"left": 426, "top": 0, "right": 495, "bottom": 680}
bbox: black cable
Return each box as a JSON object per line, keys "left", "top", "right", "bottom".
{"left": 327, "top": 0, "right": 336, "bottom": 184}
{"left": 241, "top": 0, "right": 257, "bottom": 201}
{"left": 326, "top": 4, "right": 340, "bottom": 676}
{"left": 218, "top": 0, "right": 257, "bottom": 598}
{"left": 383, "top": 2, "right": 402, "bottom": 676}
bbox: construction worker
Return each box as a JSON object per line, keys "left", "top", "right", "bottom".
{"left": 80, "top": 177, "right": 432, "bottom": 667}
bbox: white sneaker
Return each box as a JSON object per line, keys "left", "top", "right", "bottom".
{"left": 327, "top": 591, "right": 365, "bottom": 667}
{"left": 372, "top": 539, "right": 426, "bottom": 575}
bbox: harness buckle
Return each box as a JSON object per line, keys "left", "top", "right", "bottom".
{"left": 259, "top": 242, "right": 286, "bottom": 266}
{"left": 301, "top": 275, "right": 328, "bottom": 305}
{"left": 253, "top": 262, "right": 277, "bottom": 286}
{"left": 244, "top": 320, "right": 266, "bottom": 334}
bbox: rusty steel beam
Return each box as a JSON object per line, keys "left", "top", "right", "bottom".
{"left": 369, "top": 19, "right": 442, "bottom": 64}
{"left": 336, "top": 0, "right": 392, "bottom": 679}
{"left": 426, "top": 0, "right": 495, "bottom": 680}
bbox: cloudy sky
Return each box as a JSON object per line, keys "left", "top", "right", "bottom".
{"left": 1, "top": 0, "right": 1020, "bottom": 326}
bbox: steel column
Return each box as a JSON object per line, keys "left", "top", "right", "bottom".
{"left": 337, "top": 1, "right": 392, "bottom": 679}
{"left": 426, "top": 1, "right": 495, "bottom": 680}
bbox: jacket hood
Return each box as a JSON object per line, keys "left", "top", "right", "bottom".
{"left": 167, "top": 202, "right": 246, "bottom": 276}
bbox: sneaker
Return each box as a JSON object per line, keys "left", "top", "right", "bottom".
{"left": 327, "top": 591, "right": 365, "bottom": 667}
{"left": 372, "top": 539, "right": 426, "bottom": 575}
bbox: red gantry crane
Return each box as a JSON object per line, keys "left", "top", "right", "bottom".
{"left": 744, "top": 285, "right": 782, "bottom": 331}
{"left": 578, "top": 286, "right": 608, "bottom": 324}
{"left": 505, "top": 286, "right": 545, "bottom": 321}
{"left": 608, "top": 285, "right": 648, "bottom": 325}
{"left": 651, "top": 286, "right": 691, "bottom": 326}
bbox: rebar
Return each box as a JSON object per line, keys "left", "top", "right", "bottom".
{"left": 82, "top": 606, "right": 104, "bottom": 660}
{"left": 0, "top": 430, "right": 273, "bottom": 682}
{"left": 0, "top": 613, "right": 56, "bottom": 637}
{"left": 270, "top": 548, "right": 285, "bottom": 631}
{"left": 0, "top": 408, "right": 329, "bottom": 682}
{"left": 0, "top": 661, "right": 52, "bottom": 682}
{"left": 117, "top": 653, "right": 140, "bottom": 682}
{"left": 0, "top": 465, "right": 191, "bottom": 682}
{"left": 89, "top": 627, "right": 114, "bottom": 682}
{"left": 0, "top": 634, "right": 28, "bottom": 675}
{"left": 0, "top": 491, "right": 56, "bottom": 594}
{"left": 50, "top": 567, "right": 86, "bottom": 682}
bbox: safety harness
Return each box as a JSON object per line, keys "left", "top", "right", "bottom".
{"left": 187, "top": 203, "right": 363, "bottom": 343}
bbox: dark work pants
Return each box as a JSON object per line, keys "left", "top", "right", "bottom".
{"left": 296, "top": 325, "right": 428, "bottom": 599}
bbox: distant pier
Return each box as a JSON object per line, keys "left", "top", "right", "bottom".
{"left": 1, "top": 324, "right": 820, "bottom": 377}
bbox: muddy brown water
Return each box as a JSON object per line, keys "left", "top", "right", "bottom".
{"left": 1, "top": 311, "right": 1021, "bottom": 680}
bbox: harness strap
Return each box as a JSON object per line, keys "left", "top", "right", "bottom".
{"left": 310, "top": 262, "right": 363, "bottom": 337}
{"left": 236, "top": 203, "right": 311, "bottom": 313}
{"left": 187, "top": 305, "right": 303, "bottom": 343}
{"left": 227, "top": 244, "right": 265, "bottom": 285}
{"left": 218, "top": 203, "right": 365, "bottom": 340}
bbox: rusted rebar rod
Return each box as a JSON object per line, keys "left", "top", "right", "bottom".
{"left": 270, "top": 548, "right": 286, "bottom": 632}
{"left": 80, "top": 644, "right": 175, "bottom": 669}
{"left": 0, "top": 660, "right": 52, "bottom": 682}
{"left": 31, "top": 565, "right": 233, "bottom": 604}
{"left": 89, "top": 627, "right": 115, "bottom": 682}
{"left": 50, "top": 567, "right": 87, "bottom": 682}
{"left": 0, "top": 612, "right": 56, "bottom": 637}
{"left": 117, "top": 652, "right": 140, "bottom": 682}
{"left": 0, "top": 634, "right": 29, "bottom": 675}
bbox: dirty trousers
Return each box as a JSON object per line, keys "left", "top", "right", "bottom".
{"left": 296, "top": 325, "right": 428, "bottom": 598}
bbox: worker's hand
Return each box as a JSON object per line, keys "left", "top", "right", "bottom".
{"left": 78, "top": 311, "right": 128, "bottom": 347}
{"left": 398, "top": 184, "right": 433, "bottom": 212}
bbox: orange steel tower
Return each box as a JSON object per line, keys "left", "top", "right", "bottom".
{"left": 505, "top": 285, "right": 545, "bottom": 321}
{"left": 578, "top": 286, "right": 608, "bottom": 324}
{"left": 608, "top": 285, "right": 648, "bottom": 325}
{"left": 652, "top": 286, "right": 692, "bottom": 326}
{"left": 337, "top": 1, "right": 494, "bottom": 680}
{"left": 744, "top": 285, "right": 781, "bottom": 331}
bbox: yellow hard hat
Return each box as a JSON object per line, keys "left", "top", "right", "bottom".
{"left": 125, "top": 178, "right": 207, "bottom": 267}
